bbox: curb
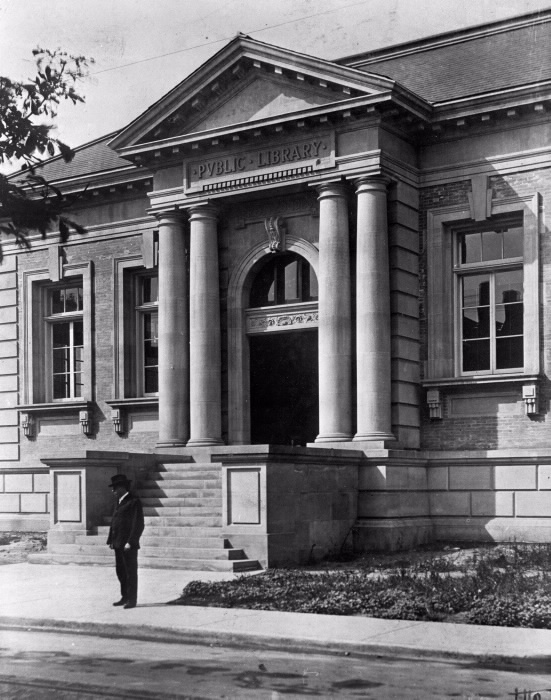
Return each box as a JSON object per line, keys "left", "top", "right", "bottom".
{"left": 1, "top": 615, "right": 550, "bottom": 670}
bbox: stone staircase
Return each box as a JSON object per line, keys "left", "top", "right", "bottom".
{"left": 30, "top": 462, "right": 261, "bottom": 571}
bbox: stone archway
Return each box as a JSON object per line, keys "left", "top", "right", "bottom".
{"left": 227, "top": 237, "right": 320, "bottom": 445}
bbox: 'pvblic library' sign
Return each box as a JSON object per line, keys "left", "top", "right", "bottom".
{"left": 186, "top": 133, "right": 334, "bottom": 192}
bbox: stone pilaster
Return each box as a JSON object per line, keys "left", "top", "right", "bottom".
{"left": 354, "top": 178, "right": 394, "bottom": 441}
{"left": 156, "top": 212, "right": 189, "bottom": 447}
{"left": 187, "top": 205, "right": 224, "bottom": 446}
{"left": 315, "top": 183, "right": 352, "bottom": 442}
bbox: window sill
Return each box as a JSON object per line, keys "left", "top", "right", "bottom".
{"left": 17, "top": 402, "right": 94, "bottom": 438}
{"left": 422, "top": 374, "right": 540, "bottom": 389}
{"left": 105, "top": 398, "right": 158, "bottom": 435}
{"left": 105, "top": 398, "right": 159, "bottom": 409}
{"left": 17, "top": 401, "right": 92, "bottom": 413}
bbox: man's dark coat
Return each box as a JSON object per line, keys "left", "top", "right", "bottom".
{"left": 107, "top": 492, "right": 144, "bottom": 606}
{"left": 107, "top": 493, "right": 144, "bottom": 549}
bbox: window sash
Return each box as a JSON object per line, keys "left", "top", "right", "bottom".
{"left": 459, "top": 268, "right": 523, "bottom": 375}
{"left": 135, "top": 274, "right": 159, "bottom": 396}
{"left": 50, "top": 318, "right": 84, "bottom": 399}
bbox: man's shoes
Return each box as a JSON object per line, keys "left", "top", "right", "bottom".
{"left": 123, "top": 602, "right": 136, "bottom": 609}
{"left": 113, "top": 598, "right": 127, "bottom": 606}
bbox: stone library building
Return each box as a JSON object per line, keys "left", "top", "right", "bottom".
{"left": 1, "top": 10, "right": 551, "bottom": 570}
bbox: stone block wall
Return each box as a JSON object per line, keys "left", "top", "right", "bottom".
{"left": 0, "top": 470, "right": 49, "bottom": 530}
{"left": 219, "top": 446, "right": 360, "bottom": 567}
{"left": 0, "top": 255, "right": 19, "bottom": 465}
{"left": 428, "top": 457, "right": 551, "bottom": 542}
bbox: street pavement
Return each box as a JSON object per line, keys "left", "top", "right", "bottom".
{"left": 0, "top": 562, "right": 550, "bottom": 666}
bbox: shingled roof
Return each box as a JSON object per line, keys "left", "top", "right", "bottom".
{"left": 340, "top": 10, "right": 551, "bottom": 104}
{"left": 9, "top": 133, "right": 134, "bottom": 186}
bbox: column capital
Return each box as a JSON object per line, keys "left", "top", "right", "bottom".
{"left": 354, "top": 176, "right": 390, "bottom": 194}
{"left": 154, "top": 210, "right": 185, "bottom": 226}
{"left": 187, "top": 203, "right": 219, "bottom": 222}
{"left": 316, "top": 181, "right": 349, "bottom": 201}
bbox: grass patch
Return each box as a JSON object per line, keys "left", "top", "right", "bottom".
{"left": 170, "top": 543, "right": 551, "bottom": 628}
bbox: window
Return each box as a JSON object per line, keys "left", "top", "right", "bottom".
{"left": 456, "top": 220, "right": 523, "bottom": 375}
{"left": 46, "top": 285, "right": 84, "bottom": 399}
{"left": 249, "top": 253, "right": 318, "bottom": 307}
{"left": 135, "top": 274, "right": 158, "bottom": 394}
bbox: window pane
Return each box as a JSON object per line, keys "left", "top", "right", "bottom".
{"left": 52, "top": 323, "right": 70, "bottom": 347}
{"left": 462, "top": 339, "right": 490, "bottom": 372}
{"left": 460, "top": 233, "right": 481, "bottom": 264}
{"left": 74, "top": 346, "right": 84, "bottom": 370}
{"left": 73, "top": 320, "right": 83, "bottom": 347}
{"left": 462, "top": 275, "right": 490, "bottom": 307}
{"left": 144, "top": 341, "right": 158, "bottom": 366}
{"left": 143, "top": 276, "right": 159, "bottom": 304}
{"left": 250, "top": 262, "right": 277, "bottom": 307}
{"left": 308, "top": 267, "right": 318, "bottom": 300}
{"left": 496, "top": 303, "right": 523, "bottom": 337}
{"left": 53, "top": 348, "right": 69, "bottom": 373}
{"left": 53, "top": 374, "right": 69, "bottom": 399}
{"left": 65, "top": 288, "right": 80, "bottom": 312}
{"left": 503, "top": 226, "right": 523, "bottom": 258}
{"left": 495, "top": 269, "right": 523, "bottom": 304}
{"left": 284, "top": 260, "right": 299, "bottom": 302}
{"left": 144, "top": 368, "right": 158, "bottom": 394}
{"left": 74, "top": 374, "right": 83, "bottom": 398}
{"left": 481, "top": 230, "right": 502, "bottom": 261}
{"left": 463, "top": 307, "right": 490, "bottom": 339}
{"left": 51, "top": 289, "right": 64, "bottom": 314}
{"left": 496, "top": 336, "right": 523, "bottom": 369}
{"left": 144, "top": 313, "right": 158, "bottom": 342}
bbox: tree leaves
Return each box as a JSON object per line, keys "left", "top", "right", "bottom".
{"left": 0, "top": 48, "right": 94, "bottom": 259}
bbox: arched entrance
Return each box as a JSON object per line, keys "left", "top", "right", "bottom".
{"left": 247, "top": 252, "right": 319, "bottom": 446}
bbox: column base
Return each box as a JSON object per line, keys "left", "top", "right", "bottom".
{"left": 353, "top": 432, "right": 395, "bottom": 442}
{"left": 315, "top": 433, "right": 353, "bottom": 443}
{"left": 186, "top": 438, "right": 225, "bottom": 447}
{"left": 156, "top": 440, "right": 189, "bottom": 449}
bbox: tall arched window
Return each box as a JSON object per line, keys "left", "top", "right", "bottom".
{"left": 249, "top": 253, "right": 318, "bottom": 308}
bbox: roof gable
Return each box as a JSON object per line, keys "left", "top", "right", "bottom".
{"left": 110, "top": 35, "right": 395, "bottom": 154}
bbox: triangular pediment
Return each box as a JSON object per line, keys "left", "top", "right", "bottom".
{"left": 109, "top": 35, "right": 399, "bottom": 154}
{"left": 187, "top": 74, "right": 340, "bottom": 133}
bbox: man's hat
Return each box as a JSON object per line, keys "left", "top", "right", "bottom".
{"left": 109, "top": 474, "right": 131, "bottom": 489}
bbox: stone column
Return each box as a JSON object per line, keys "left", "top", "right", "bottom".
{"left": 315, "top": 183, "right": 352, "bottom": 442}
{"left": 156, "top": 212, "right": 189, "bottom": 447}
{"left": 187, "top": 205, "right": 223, "bottom": 446}
{"left": 354, "top": 177, "right": 394, "bottom": 441}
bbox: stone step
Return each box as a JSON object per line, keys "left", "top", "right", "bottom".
{"left": 140, "top": 497, "right": 221, "bottom": 507}
{"left": 28, "top": 552, "right": 261, "bottom": 572}
{"left": 77, "top": 534, "right": 226, "bottom": 548}
{"left": 138, "top": 526, "right": 229, "bottom": 538}
{"left": 143, "top": 506, "right": 222, "bottom": 517}
{"left": 138, "top": 480, "right": 221, "bottom": 491}
{"left": 146, "top": 471, "right": 221, "bottom": 481}
{"left": 143, "top": 516, "right": 222, "bottom": 527}
{"left": 49, "top": 544, "right": 245, "bottom": 560}
{"left": 141, "top": 535, "right": 225, "bottom": 548}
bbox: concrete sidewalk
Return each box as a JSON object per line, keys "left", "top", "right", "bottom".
{"left": 0, "top": 562, "right": 550, "bottom": 665}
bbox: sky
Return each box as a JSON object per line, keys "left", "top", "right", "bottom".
{"left": 1, "top": 0, "right": 550, "bottom": 165}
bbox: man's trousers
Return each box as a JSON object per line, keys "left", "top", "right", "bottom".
{"left": 114, "top": 547, "right": 138, "bottom": 604}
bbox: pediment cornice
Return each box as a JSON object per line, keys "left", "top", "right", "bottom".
{"left": 109, "top": 34, "right": 428, "bottom": 156}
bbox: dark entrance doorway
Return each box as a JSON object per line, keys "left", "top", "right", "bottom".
{"left": 249, "top": 330, "right": 318, "bottom": 446}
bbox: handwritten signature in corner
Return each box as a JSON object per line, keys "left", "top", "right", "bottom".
{"left": 511, "top": 689, "right": 551, "bottom": 700}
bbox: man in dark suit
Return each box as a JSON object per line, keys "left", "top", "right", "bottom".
{"left": 107, "top": 474, "right": 144, "bottom": 609}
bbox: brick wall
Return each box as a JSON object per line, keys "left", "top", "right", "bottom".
{"left": 420, "top": 168, "right": 551, "bottom": 451}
